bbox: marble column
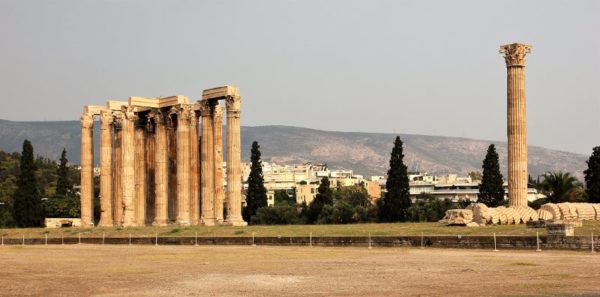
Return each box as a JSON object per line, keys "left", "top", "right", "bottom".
{"left": 121, "top": 107, "right": 137, "bottom": 227}
{"left": 225, "top": 96, "right": 247, "bottom": 226}
{"left": 145, "top": 118, "right": 156, "bottom": 225}
{"left": 80, "top": 111, "right": 95, "bottom": 227}
{"left": 176, "top": 105, "right": 192, "bottom": 225}
{"left": 134, "top": 118, "right": 147, "bottom": 226}
{"left": 200, "top": 100, "right": 216, "bottom": 226}
{"left": 190, "top": 111, "right": 200, "bottom": 225}
{"left": 151, "top": 110, "right": 169, "bottom": 226}
{"left": 167, "top": 113, "right": 178, "bottom": 222}
{"left": 112, "top": 112, "right": 123, "bottom": 226}
{"left": 98, "top": 110, "right": 114, "bottom": 227}
{"left": 500, "top": 43, "right": 532, "bottom": 208}
{"left": 213, "top": 104, "right": 225, "bottom": 224}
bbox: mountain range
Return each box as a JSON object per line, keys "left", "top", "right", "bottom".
{"left": 0, "top": 119, "right": 588, "bottom": 179}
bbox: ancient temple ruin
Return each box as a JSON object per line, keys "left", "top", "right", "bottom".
{"left": 80, "top": 86, "right": 247, "bottom": 227}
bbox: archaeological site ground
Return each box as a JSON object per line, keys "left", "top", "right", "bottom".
{"left": 1, "top": 245, "right": 599, "bottom": 296}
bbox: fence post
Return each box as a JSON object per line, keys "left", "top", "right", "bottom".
{"left": 78, "top": 232, "right": 81, "bottom": 244}
{"left": 45, "top": 234, "right": 48, "bottom": 246}
{"left": 592, "top": 233, "right": 595, "bottom": 253}
{"left": 493, "top": 233, "right": 498, "bottom": 252}
{"left": 368, "top": 232, "right": 372, "bottom": 249}
{"left": 421, "top": 232, "right": 424, "bottom": 249}
{"left": 195, "top": 232, "right": 198, "bottom": 246}
{"left": 155, "top": 232, "right": 158, "bottom": 246}
{"left": 22, "top": 234, "right": 25, "bottom": 246}
{"left": 536, "top": 232, "right": 541, "bottom": 252}
{"left": 252, "top": 232, "right": 256, "bottom": 247}
{"left": 129, "top": 233, "right": 132, "bottom": 246}
{"left": 309, "top": 232, "right": 312, "bottom": 247}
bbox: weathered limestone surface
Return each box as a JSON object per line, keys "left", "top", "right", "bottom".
{"left": 176, "top": 105, "right": 192, "bottom": 226}
{"left": 134, "top": 121, "right": 147, "bottom": 226}
{"left": 224, "top": 95, "right": 246, "bottom": 226}
{"left": 145, "top": 119, "right": 156, "bottom": 225}
{"left": 213, "top": 104, "right": 225, "bottom": 224}
{"left": 152, "top": 111, "right": 169, "bottom": 226}
{"left": 190, "top": 112, "right": 200, "bottom": 225}
{"left": 439, "top": 209, "right": 473, "bottom": 225}
{"left": 500, "top": 43, "right": 532, "bottom": 208}
{"left": 200, "top": 100, "right": 216, "bottom": 226}
{"left": 121, "top": 107, "right": 137, "bottom": 227}
{"left": 98, "top": 110, "right": 113, "bottom": 227}
{"left": 167, "top": 113, "right": 178, "bottom": 222}
{"left": 112, "top": 112, "right": 123, "bottom": 225}
{"left": 80, "top": 112, "right": 95, "bottom": 226}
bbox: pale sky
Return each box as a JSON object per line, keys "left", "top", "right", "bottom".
{"left": 0, "top": 0, "right": 598, "bottom": 154}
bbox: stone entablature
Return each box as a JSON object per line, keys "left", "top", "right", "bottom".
{"left": 80, "top": 86, "right": 247, "bottom": 227}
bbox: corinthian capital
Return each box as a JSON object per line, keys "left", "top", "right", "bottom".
{"left": 499, "top": 43, "right": 532, "bottom": 67}
{"left": 99, "top": 110, "right": 113, "bottom": 127}
{"left": 225, "top": 96, "right": 241, "bottom": 111}
{"left": 80, "top": 112, "right": 94, "bottom": 129}
{"left": 199, "top": 100, "right": 213, "bottom": 116}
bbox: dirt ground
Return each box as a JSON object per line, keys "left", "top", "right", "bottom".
{"left": 0, "top": 245, "right": 599, "bottom": 297}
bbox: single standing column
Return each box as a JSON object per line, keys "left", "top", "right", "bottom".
{"left": 176, "top": 105, "right": 192, "bottom": 226}
{"left": 213, "top": 104, "right": 225, "bottom": 224}
{"left": 190, "top": 111, "right": 200, "bottom": 225}
{"left": 151, "top": 110, "right": 169, "bottom": 226}
{"left": 121, "top": 107, "right": 137, "bottom": 227}
{"left": 112, "top": 112, "right": 123, "bottom": 226}
{"left": 145, "top": 118, "right": 156, "bottom": 225}
{"left": 167, "top": 113, "right": 178, "bottom": 222}
{"left": 134, "top": 118, "right": 147, "bottom": 226}
{"left": 200, "top": 100, "right": 216, "bottom": 226}
{"left": 98, "top": 110, "right": 114, "bottom": 227}
{"left": 225, "top": 96, "right": 247, "bottom": 226}
{"left": 500, "top": 43, "right": 532, "bottom": 208}
{"left": 80, "top": 111, "right": 95, "bottom": 227}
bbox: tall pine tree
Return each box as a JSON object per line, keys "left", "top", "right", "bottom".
{"left": 306, "top": 176, "right": 333, "bottom": 223}
{"left": 584, "top": 146, "right": 600, "bottom": 203}
{"left": 478, "top": 144, "right": 505, "bottom": 207}
{"left": 55, "top": 148, "right": 72, "bottom": 197}
{"left": 242, "top": 141, "right": 268, "bottom": 222}
{"left": 13, "top": 140, "right": 44, "bottom": 227}
{"left": 378, "top": 136, "right": 411, "bottom": 222}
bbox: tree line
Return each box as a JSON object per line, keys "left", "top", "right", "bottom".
{"left": 244, "top": 140, "right": 600, "bottom": 225}
{"left": 0, "top": 140, "right": 80, "bottom": 227}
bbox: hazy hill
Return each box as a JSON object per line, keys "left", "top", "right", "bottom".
{"left": 0, "top": 120, "right": 588, "bottom": 179}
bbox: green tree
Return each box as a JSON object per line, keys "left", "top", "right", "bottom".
{"left": 12, "top": 140, "right": 44, "bottom": 227}
{"left": 468, "top": 171, "right": 482, "bottom": 182}
{"left": 274, "top": 189, "right": 296, "bottom": 206}
{"left": 584, "top": 146, "right": 600, "bottom": 203}
{"left": 250, "top": 204, "right": 301, "bottom": 225}
{"left": 378, "top": 136, "right": 411, "bottom": 222}
{"left": 477, "top": 144, "right": 505, "bottom": 207}
{"left": 55, "top": 148, "right": 72, "bottom": 196}
{"left": 306, "top": 176, "right": 333, "bottom": 224}
{"left": 541, "top": 171, "right": 584, "bottom": 203}
{"left": 242, "top": 141, "right": 268, "bottom": 222}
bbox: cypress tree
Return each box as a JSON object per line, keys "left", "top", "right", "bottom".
{"left": 306, "top": 176, "right": 333, "bottom": 223}
{"left": 378, "top": 136, "right": 411, "bottom": 222}
{"left": 478, "top": 144, "right": 505, "bottom": 207}
{"left": 584, "top": 146, "right": 600, "bottom": 203}
{"left": 242, "top": 141, "right": 268, "bottom": 222}
{"left": 13, "top": 140, "right": 44, "bottom": 227}
{"left": 55, "top": 148, "right": 71, "bottom": 197}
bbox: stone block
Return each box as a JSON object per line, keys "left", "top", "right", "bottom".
{"left": 202, "top": 85, "right": 239, "bottom": 100}
{"left": 439, "top": 209, "right": 473, "bottom": 225}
